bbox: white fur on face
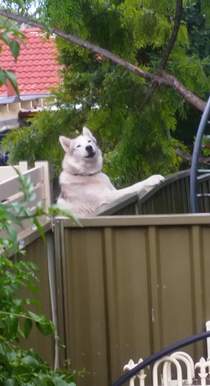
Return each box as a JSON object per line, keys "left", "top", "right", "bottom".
{"left": 83, "top": 126, "right": 96, "bottom": 142}
{"left": 70, "top": 135, "right": 97, "bottom": 159}
{"left": 59, "top": 136, "right": 71, "bottom": 153}
{"left": 60, "top": 128, "right": 103, "bottom": 175}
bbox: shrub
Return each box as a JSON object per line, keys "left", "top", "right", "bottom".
{"left": 0, "top": 170, "right": 78, "bottom": 385}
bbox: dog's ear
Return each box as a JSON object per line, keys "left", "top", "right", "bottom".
{"left": 59, "top": 136, "right": 71, "bottom": 153}
{"left": 83, "top": 126, "right": 96, "bottom": 142}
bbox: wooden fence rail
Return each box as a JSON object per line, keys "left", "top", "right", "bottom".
{"left": 0, "top": 161, "right": 51, "bottom": 244}
{"left": 0, "top": 161, "right": 55, "bottom": 366}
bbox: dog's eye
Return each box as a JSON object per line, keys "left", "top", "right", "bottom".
{"left": 88, "top": 140, "right": 91, "bottom": 143}
{"left": 76, "top": 145, "right": 81, "bottom": 148}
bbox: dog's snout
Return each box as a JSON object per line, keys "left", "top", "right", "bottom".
{"left": 86, "top": 145, "right": 93, "bottom": 153}
{"left": 85, "top": 144, "right": 95, "bottom": 159}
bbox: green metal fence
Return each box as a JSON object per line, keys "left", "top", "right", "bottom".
{"left": 96, "top": 169, "right": 210, "bottom": 216}
{"left": 54, "top": 214, "right": 210, "bottom": 386}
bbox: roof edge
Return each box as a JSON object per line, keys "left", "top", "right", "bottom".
{"left": 0, "top": 94, "right": 55, "bottom": 105}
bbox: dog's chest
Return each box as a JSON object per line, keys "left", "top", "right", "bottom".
{"left": 59, "top": 171, "right": 115, "bottom": 215}
{"left": 60, "top": 171, "right": 115, "bottom": 196}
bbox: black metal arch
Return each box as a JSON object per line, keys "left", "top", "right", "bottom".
{"left": 111, "top": 330, "right": 210, "bottom": 386}
{"left": 190, "top": 96, "right": 210, "bottom": 213}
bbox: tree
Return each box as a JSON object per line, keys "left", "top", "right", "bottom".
{"left": 1, "top": 0, "right": 210, "bottom": 111}
{"left": 1, "top": 0, "right": 210, "bottom": 185}
{"left": 173, "top": 0, "right": 210, "bottom": 164}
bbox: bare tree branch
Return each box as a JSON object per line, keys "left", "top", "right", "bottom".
{"left": 0, "top": 9, "right": 206, "bottom": 112}
{"left": 175, "top": 148, "right": 210, "bottom": 164}
{"left": 139, "top": 85, "right": 157, "bottom": 110}
{"left": 159, "top": 0, "right": 183, "bottom": 71}
{"left": 140, "top": 0, "right": 183, "bottom": 110}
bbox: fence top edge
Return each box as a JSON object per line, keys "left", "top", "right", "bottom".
{"left": 55, "top": 213, "right": 210, "bottom": 228}
{"left": 0, "top": 163, "right": 44, "bottom": 186}
{"left": 5, "top": 218, "right": 52, "bottom": 259}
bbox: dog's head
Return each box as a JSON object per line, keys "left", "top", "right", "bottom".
{"left": 59, "top": 127, "right": 103, "bottom": 175}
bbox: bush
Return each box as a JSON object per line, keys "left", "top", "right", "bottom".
{"left": 0, "top": 171, "right": 78, "bottom": 385}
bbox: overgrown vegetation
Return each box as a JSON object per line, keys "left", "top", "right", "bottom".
{"left": 1, "top": 0, "right": 210, "bottom": 185}
{"left": 0, "top": 171, "right": 78, "bottom": 385}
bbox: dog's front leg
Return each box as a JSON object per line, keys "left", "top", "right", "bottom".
{"left": 119, "top": 174, "right": 165, "bottom": 195}
{"left": 104, "top": 174, "right": 165, "bottom": 203}
{"left": 138, "top": 174, "right": 165, "bottom": 191}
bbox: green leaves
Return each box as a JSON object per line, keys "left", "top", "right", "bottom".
{"left": 9, "top": 39, "right": 20, "bottom": 59}
{"left": 27, "top": 311, "right": 55, "bottom": 335}
{"left": 0, "top": 25, "right": 25, "bottom": 59}
{"left": 0, "top": 25, "right": 26, "bottom": 95}
{"left": 0, "top": 338, "right": 78, "bottom": 384}
{"left": 22, "top": 354, "right": 40, "bottom": 369}
{"left": 23, "top": 317, "right": 33, "bottom": 338}
{"left": 0, "top": 172, "right": 79, "bottom": 385}
{"left": 0, "top": 0, "right": 194, "bottom": 183}
{"left": 0, "top": 341, "right": 77, "bottom": 384}
{"left": 5, "top": 314, "right": 19, "bottom": 338}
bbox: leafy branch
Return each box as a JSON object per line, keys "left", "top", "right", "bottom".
{"left": 140, "top": 0, "right": 183, "bottom": 110}
{"left": 0, "top": 25, "right": 26, "bottom": 94}
{"left": 0, "top": 7, "right": 206, "bottom": 112}
{"left": 175, "top": 148, "right": 210, "bottom": 164}
{"left": 159, "top": 0, "right": 183, "bottom": 71}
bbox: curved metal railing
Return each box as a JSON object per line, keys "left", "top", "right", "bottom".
{"left": 190, "top": 96, "right": 210, "bottom": 213}
{"left": 111, "top": 330, "right": 210, "bottom": 386}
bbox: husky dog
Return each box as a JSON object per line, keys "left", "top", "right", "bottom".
{"left": 57, "top": 127, "right": 165, "bottom": 217}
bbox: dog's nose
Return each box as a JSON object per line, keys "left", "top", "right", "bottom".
{"left": 85, "top": 145, "right": 93, "bottom": 153}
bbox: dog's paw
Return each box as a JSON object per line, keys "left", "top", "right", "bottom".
{"left": 144, "top": 174, "right": 165, "bottom": 189}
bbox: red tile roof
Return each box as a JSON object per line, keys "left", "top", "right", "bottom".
{"left": 0, "top": 28, "right": 61, "bottom": 96}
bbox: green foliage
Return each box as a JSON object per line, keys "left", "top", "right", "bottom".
{"left": 1, "top": 107, "right": 88, "bottom": 178}
{"left": 0, "top": 171, "right": 78, "bottom": 385}
{"left": 0, "top": 0, "right": 38, "bottom": 15}
{"left": 2, "top": 0, "right": 210, "bottom": 185}
{"left": 174, "top": 0, "right": 210, "bottom": 148}
{"left": 0, "top": 25, "right": 25, "bottom": 94}
{"left": 1, "top": 68, "right": 182, "bottom": 186}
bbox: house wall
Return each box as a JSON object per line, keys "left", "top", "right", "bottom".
{"left": 0, "top": 98, "right": 46, "bottom": 130}
{"left": 0, "top": 102, "right": 21, "bottom": 119}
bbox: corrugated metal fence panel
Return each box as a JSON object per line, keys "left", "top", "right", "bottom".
{"left": 94, "top": 193, "right": 139, "bottom": 216}
{"left": 137, "top": 171, "right": 191, "bottom": 214}
{"left": 197, "top": 173, "right": 210, "bottom": 212}
{"left": 55, "top": 215, "right": 210, "bottom": 386}
{"left": 11, "top": 229, "right": 55, "bottom": 367}
{"left": 97, "top": 170, "right": 210, "bottom": 215}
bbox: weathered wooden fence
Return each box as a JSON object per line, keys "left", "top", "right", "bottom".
{"left": 0, "top": 161, "right": 51, "bottom": 241}
{"left": 0, "top": 162, "right": 55, "bottom": 366}
{"left": 0, "top": 161, "right": 28, "bottom": 181}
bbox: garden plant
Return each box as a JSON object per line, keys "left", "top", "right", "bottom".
{"left": 0, "top": 170, "right": 78, "bottom": 385}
